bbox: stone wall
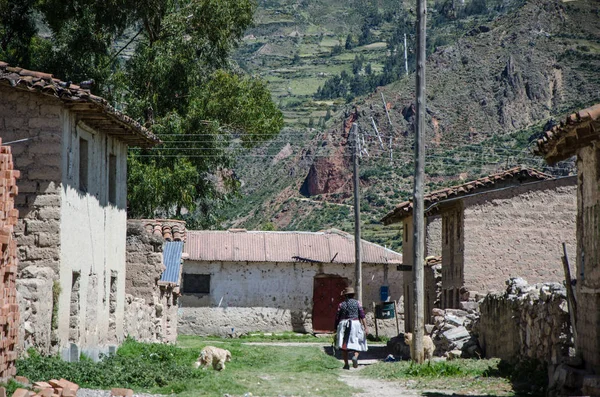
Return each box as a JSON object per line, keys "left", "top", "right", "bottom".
{"left": 0, "top": 143, "right": 20, "bottom": 380}
{"left": 124, "top": 220, "right": 181, "bottom": 343}
{"left": 0, "top": 85, "right": 64, "bottom": 355}
{"left": 476, "top": 278, "right": 572, "bottom": 364}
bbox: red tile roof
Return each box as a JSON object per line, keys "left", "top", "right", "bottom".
{"left": 536, "top": 103, "right": 600, "bottom": 165}
{"left": 185, "top": 228, "right": 402, "bottom": 265}
{"left": 381, "top": 167, "right": 552, "bottom": 225}
{"left": 0, "top": 61, "right": 160, "bottom": 148}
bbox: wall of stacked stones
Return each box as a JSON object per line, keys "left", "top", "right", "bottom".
{"left": 0, "top": 143, "right": 20, "bottom": 379}
{"left": 0, "top": 85, "right": 63, "bottom": 355}
{"left": 124, "top": 221, "right": 181, "bottom": 343}
{"left": 477, "top": 278, "right": 572, "bottom": 364}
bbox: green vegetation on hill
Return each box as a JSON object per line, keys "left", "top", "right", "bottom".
{"left": 221, "top": 0, "right": 600, "bottom": 249}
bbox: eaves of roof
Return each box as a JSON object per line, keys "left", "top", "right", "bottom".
{"left": 0, "top": 61, "right": 161, "bottom": 148}
{"left": 536, "top": 103, "right": 600, "bottom": 165}
{"left": 381, "top": 167, "right": 552, "bottom": 225}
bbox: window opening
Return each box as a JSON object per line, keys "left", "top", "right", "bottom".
{"left": 183, "top": 274, "right": 210, "bottom": 294}
{"left": 79, "top": 138, "right": 89, "bottom": 192}
{"left": 108, "top": 154, "right": 117, "bottom": 204}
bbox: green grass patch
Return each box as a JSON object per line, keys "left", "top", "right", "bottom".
{"left": 361, "top": 359, "right": 495, "bottom": 380}
{"left": 17, "top": 337, "right": 354, "bottom": 397}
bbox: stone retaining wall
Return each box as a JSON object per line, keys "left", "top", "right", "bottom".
{"left": 476, "top": 277, "right": 573, "bottom": 364}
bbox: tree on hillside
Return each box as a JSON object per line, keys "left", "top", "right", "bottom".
{"left": 0, "top": 0, "right": 284, "bottom": 227}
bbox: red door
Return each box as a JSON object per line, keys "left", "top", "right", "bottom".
{"left": 312, "top": 276, "right": 348, "bottom": 332}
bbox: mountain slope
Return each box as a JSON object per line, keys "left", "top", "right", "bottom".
{"left": 221, "top": 0, "right": 600, "bottom": 251}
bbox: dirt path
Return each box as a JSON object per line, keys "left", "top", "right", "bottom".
{"left": 338, "top": 368, "right": 421, "bottom": 397}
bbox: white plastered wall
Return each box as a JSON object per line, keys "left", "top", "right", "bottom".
{"left": 57, "top": 114, "right": 127, "bottom": 360}
{"left": 178, "top": 260, "right": 403, "bottom": 336}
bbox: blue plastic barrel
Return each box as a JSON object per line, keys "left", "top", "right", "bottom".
{"left": 379, "top": 285, "right": 389, "bottom": 302}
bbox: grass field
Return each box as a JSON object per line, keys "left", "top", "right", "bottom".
{"left": 13, "top": 336, "right": 547, "bottom": 397}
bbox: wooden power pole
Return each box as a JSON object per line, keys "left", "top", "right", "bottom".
{"left": 351, "top": 122, "right": 363, "bottom": 302}
{"left": 412, "top": 0, "right": 427, "bottom": 363}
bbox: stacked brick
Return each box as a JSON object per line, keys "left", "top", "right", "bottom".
{"left": 12, "top": 378, "right": 79, "bottom": 397}
{"left": 0, "top": 141, "right": 20, "bottom": 380}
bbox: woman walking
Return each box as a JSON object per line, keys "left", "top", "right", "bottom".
{"left": 335, "top": 286, "right": 368, "bottom": 369}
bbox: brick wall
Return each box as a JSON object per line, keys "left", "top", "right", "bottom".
{"left": 461, "top": 177, "right": 576, "bottom": 297}
{"left": 0, "top": 141, "right": 20, "bottom": 380}
{"left": 0, "top": 85, "right": 62, "bottom": 354}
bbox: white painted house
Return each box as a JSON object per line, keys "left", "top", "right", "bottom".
{"left": 179, "top": 229, "right": 403, "bottom": 336}
{"left": 0, "top": 61, "right": 160, "bottom": 359}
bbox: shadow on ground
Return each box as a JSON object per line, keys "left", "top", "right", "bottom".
{"left": 323, "top": 345, "right": 392, "bottom": 362}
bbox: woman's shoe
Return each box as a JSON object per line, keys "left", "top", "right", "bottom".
{"left": 343, "top": 364, "right": 350, "bottom": 370}
{"left": 352, "top": 356, "right": 358, "bottom": 368}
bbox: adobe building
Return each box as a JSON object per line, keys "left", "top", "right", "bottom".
{"left": 382, "top": 167, "right": 576, "bottom": 331}
{"left": 0, "top": 61, "right": 160, "bottom": 359}
{"left": 179, "top": 229, "right": 403, "bottom": 337}
{"left": 536, "top": 103, "right": 600, "bottom": 379}
{"left": 124, "top": 219, "right": 185, "bottom": 344}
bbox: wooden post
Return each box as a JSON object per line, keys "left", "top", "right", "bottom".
{"left": 562, "top": 242, "right": 578, "bottom": 347}
{"left": 412, "top": 0, "right": 427, "bottom": 364}
{"left": 394, "top": 300, "right": 400, "bottom": 335}
{"left": 373, "top": 302, "right": 379, "bottom": 339}
{"left": 351, "top": 123, "right": 363, "bottom": 303}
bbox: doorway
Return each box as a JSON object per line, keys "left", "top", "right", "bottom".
{"left": 312, "top": 275, "right": 348, "bottom": 333}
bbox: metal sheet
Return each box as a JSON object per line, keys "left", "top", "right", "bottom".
{"left": 184, "top": 229, "right": 402, "bottom": 265}
{"left": 160, "top": 241, "right": 184, "bottom": 284}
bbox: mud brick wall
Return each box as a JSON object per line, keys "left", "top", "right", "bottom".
{"left": 124, "top": 220, "right": 181, "bottom": 343}
{"left": 476, "top": 278, "right": 572, "bottom": 364}
{"left": 461, "top": 177, "right": 576, "bottom": 297}
{"left": 575, "top": 146, "right": 600, "bottom": 373}
{"left": 0, "top": 85, "right": 62, "bottom": 355}
{"left": 0, "top": 143, "right": 20, "bottom": 380}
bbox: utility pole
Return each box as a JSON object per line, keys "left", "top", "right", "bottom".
{"left": 412, "top": 0, "right": 427, "bottom": 364}
{"left": 404, "top": 33, "right": 409, "bottom": 76}
{"left": 351, "top": 122, "right": 362, "bottom": 303}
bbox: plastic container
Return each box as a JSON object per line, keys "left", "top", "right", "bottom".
{"left": 379, "top": 285, "right": 390, "bottom": 302}
{"left": 375, "top": 302, "right": 395, "bottom": 319}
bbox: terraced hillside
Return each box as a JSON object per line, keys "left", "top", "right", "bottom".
{"left": 221, "top": 0, "right": 600, "bottom": 251}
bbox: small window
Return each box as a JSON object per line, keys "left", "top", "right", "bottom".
{"left": 183, "top": 273, "right": 210, "bottom": 294}
{"left": 79, "top": 138, "right": 89, "bottom": 192}
{"left": 108, "top": 154, "right": 117, "bottom": 204}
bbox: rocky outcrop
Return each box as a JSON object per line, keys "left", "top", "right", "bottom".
{"left": 300, "top": 145, "right": 350, "bottom": 196}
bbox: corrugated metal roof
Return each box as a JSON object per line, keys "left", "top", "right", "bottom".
{"left": 161, "top": 241, "right": 184, "bottom": 284}
{"left": 185, "top": 229, "right": 402, "bottom": 265}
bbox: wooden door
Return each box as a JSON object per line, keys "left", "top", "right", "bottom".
{"left": 312, "top": 276, "right": 347, "bottom": 332}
